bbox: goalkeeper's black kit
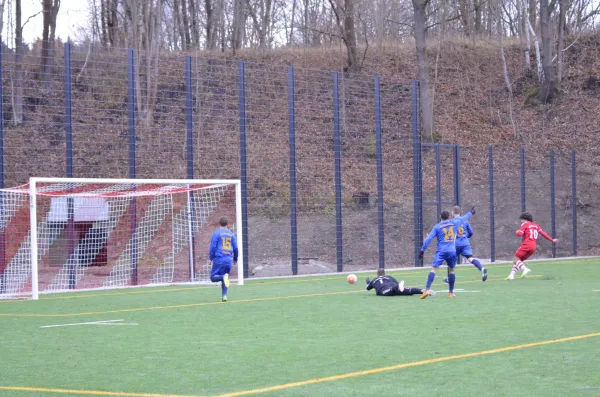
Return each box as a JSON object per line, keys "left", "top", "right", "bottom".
{"left": 366, "top": 275, "right": 423, "bottom": 296}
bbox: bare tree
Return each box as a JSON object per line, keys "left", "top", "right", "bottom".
{"left": 556, "top": 0, "right": 566, "bottom": 82}
{"left": 0, "top": 0, "right": 6, "bottom": 49}
{"left": 413, "top": 0, "right": 434, "bottom": 140}
{"left": 232, "top": 0, "right": 246, "bottom": 50}
{"left": 13, "top": 0, "right": 24, "bottom": 125}
{"left": 246, "top": 0, "right": 273, "bottom": 48}
{"left": 205, "top": 0, "right": 218, "bottom": 49}
{"left": 537, "top": 0, "right": 557, "bottom": 103}
{"left": 40, "top": 0, "right": 60, "bottom": 92}
{"left": 328, "top": 0, "right": 359, "bottom": 72}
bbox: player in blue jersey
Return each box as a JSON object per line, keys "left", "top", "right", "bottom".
{"left": 443, "top": 206, "right": 487, "bottom": 282}
{"left": 419, "top": 206, "right": 475, "bottom": 299}
{"left": 208, "top": 217, "right": 238, "bottom": 302}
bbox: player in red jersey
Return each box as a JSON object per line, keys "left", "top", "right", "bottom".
{"left": 506, "top": 212, "right": 559, "bottom": 280}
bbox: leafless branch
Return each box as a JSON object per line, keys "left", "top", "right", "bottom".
{"left": 22, "top": 11, "right": 43, "bottom": 28}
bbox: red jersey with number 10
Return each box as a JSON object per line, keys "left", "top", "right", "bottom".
{"left": 517, "top": 221, "right": 553, "bottom": 249}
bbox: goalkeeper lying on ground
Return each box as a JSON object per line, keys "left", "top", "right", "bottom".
{"left": 365, "top": 268, "right": 435, "bottom": 297}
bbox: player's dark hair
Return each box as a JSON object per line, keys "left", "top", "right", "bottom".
{"left": 377, "top": 268, "right": 385, "bottom": 277}
{"left": 219, "top": 217, "right": 229, "bottom": 227}
{"left": 440, "top": 211, "right": 450, "bottom": 220}
{"left": 452, "top": 206, "right": 461, "bottom": 215}
{"left": 519, "top": 212, "right": 533, "bottom": 222}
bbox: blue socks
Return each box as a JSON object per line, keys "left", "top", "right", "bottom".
{"left": 472, "top": 258, "right": 483, "bottom": 271}
{"left": 425, "top": 272, "right": 435, "bottom": 290}
{"left": 210, "top": 274, "right": 223, "bottom": 282}
{"left": 448, "top": 273, "right": 456, "bottom": 292}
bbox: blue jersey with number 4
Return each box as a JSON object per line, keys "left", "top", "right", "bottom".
{"left": 453, "top": 218, "right": 473, "bottom": 248}
{"left": 421, "top": 212, "right": 472, "bottom": 253}
{"left": 209, "top": 228, "right": 239, "bottom": 265}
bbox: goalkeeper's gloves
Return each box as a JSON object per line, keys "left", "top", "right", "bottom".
{"left": 470, "top": 206, "right": 476, "bottom": 215}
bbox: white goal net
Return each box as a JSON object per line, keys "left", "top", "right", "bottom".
{"left": 0, "top": 178, "right": 243, "bottom": 299}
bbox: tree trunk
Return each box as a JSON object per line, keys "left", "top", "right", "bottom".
{"left": 557, "top": 0, "right": 565, "bottom": 82}
{"left": 205, "top": 0, "right": 216, "bottom": 49}
{"left": 522, "top": 0, "right": 531, "bottom": 72}
{"left": 342, "top": 0, "right": 358, "bottom": 71}
{"left": 108, "top": 0, "right": 119, "bottom": 47}
{"left": 537, "top": 0, "right": 557, "bottom": 103}
{"left": 289, "top": 0, "right": 296, "bottom": 46}
{"left": 40, "top": 0, "right": 60, "bottom": 91}
{"left": 232, "top": 0, "right": 245, "bottom": 50}
{"left": 13, "top": 0, "right": 24, "bottom": 125}
{"left": 458, "top": 0, "right": 472, "bottom": 36}
{"left": 181, "top": 0, "right": 191, "bottom": 49}
{"left": 100, "top": 0, "right": 108, "bottom": 46}
{"left": 528, "top": 0, "right": 536, "bottom": 28}
{"left": 189, "top": 0, "right": 199, "bottom": 47}
{"left": 413, "top": 0, "right": 434, "bottom": 141}
{"left": 474, "top": 0, "right": 483, "bottom": 34}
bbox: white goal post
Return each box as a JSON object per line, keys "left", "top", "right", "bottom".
{"left": 0, "top": 177, "right": 244, "bottom": 300}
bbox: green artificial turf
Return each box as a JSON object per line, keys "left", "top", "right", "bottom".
{"left": 0, "top": 258, "right": 598, "bottom": 396}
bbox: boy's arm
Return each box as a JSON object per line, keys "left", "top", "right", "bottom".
{"left": 421, "top": 227, "right": 437, "bottom": 252}
{"left": 466, "top": 222, "right": 474, "bottom": 238}
{"left": 366, "top": 279, "right": 374, "bottom": 290}
{"left": 459, "top": 207, "right": 476, "bottom": 222}
{"left": 516, "top": 223, "right": 526, "bottom": 236}
{"left": 208, "top": 233, "right": 217, "bottom": 261}
{"left": 539, "top": 228, "right": 558, "bottom": 243}
{"left": 232, "top": 235, "right": 239, "bottom": 262}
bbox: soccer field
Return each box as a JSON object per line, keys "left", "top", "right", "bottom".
{"left": 1, "top": 258, "right": 599, "bottom": 397}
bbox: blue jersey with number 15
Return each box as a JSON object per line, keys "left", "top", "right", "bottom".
{"left": 421, "top": 212, "right": 473, "bottom": 253}
{"left": 209, "top": 228, "right": 239, "bottom": 265}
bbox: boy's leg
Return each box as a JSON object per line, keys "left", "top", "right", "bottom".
{"left": 421, "top": 256, "right": 441, "bottom": 299}
{"left": 447, "top": 253, "right": 457, "bottom": 296}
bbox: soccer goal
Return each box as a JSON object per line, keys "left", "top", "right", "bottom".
{"left": 0, "top": 178, "right": 244, "bottom": 300}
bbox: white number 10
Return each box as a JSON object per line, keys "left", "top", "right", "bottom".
{"left": 529, "top": 229, "right": 539, "bottom": 239}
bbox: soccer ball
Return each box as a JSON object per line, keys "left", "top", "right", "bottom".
{"left": 347, "top": 274, "right": 357, "bottom": 284}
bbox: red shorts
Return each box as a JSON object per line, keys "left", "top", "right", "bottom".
{"left": 515, "top": 246, "right": 535, "bottom": 261}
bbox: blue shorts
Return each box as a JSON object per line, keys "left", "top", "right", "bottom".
{"left": 456, "top": 245, "right": 473, "bottom": 258}
{"left": 210, "top": 261, "right": 232, "bottom": 278}
{"left": 432, "top": 251, "right": 457, "bottom": 268}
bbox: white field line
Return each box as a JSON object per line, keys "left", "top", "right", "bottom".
{"left": 40, "top": 319, "right": 137, "bottom": 328}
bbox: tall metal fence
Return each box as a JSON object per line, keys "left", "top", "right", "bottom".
{"left": 0, "top": 43, "right": 591, "bottom": 279}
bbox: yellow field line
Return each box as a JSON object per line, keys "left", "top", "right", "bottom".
{"left": 0, "top": 290, "right": 364, "bottom": 317}
{"left": 2, "top": 331, "right": 599, "bottom": 397}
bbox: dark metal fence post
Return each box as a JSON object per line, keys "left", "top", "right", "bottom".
{"left": 435, "top": 144, "right": 442, "bottom": 219}
{"left": 128, "top": 49, "right": 138, "bottom": 285}
{"left": 454, "top": 145, "right": 461, "bottom": 206}
{"left": 0, "top": 44, "right": 5, "bottom": 291}
{"left": 374, "top": 76, "right": 385, "bottom": 269}
{"left": 550, "top": 150, "right": 556, "bottom": 258}
{"left": 333, "top": 72, "right": 343, "bottom": 273}
{"left": 572, "top": 150, "right": 577, "bottom": 256}
{"left": 520, "top": 148, "right": 526, "bottom": 212}
{"left": 238, "top": 61, "right": 249, "bottom": 279}
{"left": 411, "top": 80, "right": 423, "bottom": 267}
{"left": 65, "top": 42, "right": 73, "bottom": 178}
{"left": 185, "top": 56, "right": 194, "bottom": 179}
{"left": 489, "top": 146, "right": 495, "bottom": 263}
{"left": 287, "top": 66, "right": 298, "bottom": 275}
{"left": 64, "top": 42, "right": 77, "bottom": 289}
{"left": 185, "top": 55, "right": 197, "bottom": 282}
